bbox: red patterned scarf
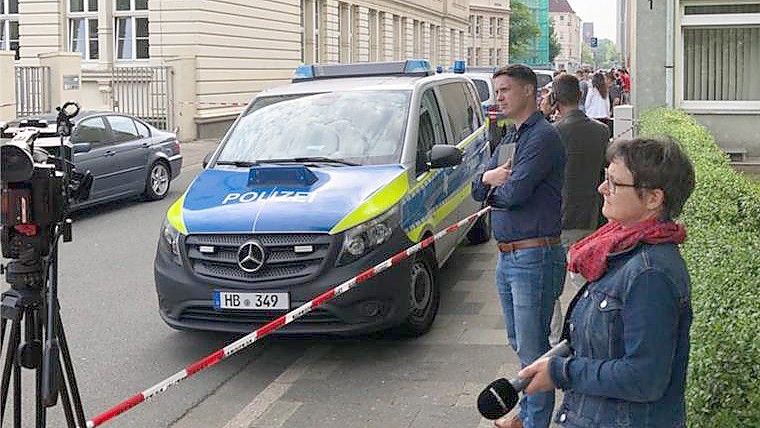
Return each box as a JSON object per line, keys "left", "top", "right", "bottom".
{"left": 568, "top": 218, "right": 686, "bottom": 282}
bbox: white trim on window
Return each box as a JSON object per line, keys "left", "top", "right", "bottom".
{"left": 0, "top": 0, "right": 20, "bottom": 59}
{"left": 114, "top": 0, "right": 149, "bottom": 61}
{"left": 681, "top": 100, "right": 760, "bottom": 113}
{"left": 682, "top": 12, "right": 760, "bottom": 26}
{"left": 677, "top": 2, "right": 760, "bottom": 110}
{"left": 68, "top": 0, "right": 99, "bottom": 61}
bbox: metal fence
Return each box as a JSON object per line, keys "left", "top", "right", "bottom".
{"left": 15, "top": 66, "right": 52, "bottom": 117}
{"left": 112, "top": 66, "right": 174, "bottom": 131}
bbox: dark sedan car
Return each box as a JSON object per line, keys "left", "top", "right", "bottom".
{"left": 3, "top": 111, "right": 182, "bottom": 209}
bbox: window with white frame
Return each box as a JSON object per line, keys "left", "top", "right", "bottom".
{"left": 301, "top": 0, "right": 324, "bottom": 63}
{"left": 489, "top": 17, "right": 496, "bottom": 36}
{"left": 681, "top": 3, "right": 760, "bottom": 106}
{"left": 68, "top": 0, "right": 99, "bottom": 60}
{"left": 497, "top": 18, "right": 504, "bottom": 36}
{"left": 0, "top": 0, "right": 19, "bottom": 60}
{"left": 115, "top": 0, "right": 149, "bottom": 60}
{"left": 475, "top": 16, "right": 482, "bottom": 37}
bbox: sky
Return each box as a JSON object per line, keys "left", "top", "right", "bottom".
{"left": 566, "top": 0, "right": 617, "bottom": 44}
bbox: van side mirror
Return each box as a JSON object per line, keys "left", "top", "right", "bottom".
{"left": 429, "top": 144, "right": 463, "bottom": 169}
{"left": 202, "top": 151, "right": 214, "bottom": 168}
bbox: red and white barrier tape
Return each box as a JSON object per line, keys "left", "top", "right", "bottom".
{"left": 86, "top": 206, "right": 492, "bottom": 427}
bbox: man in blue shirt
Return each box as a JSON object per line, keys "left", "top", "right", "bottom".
{"left": 472, "top": 65, "right": 566, "bottom": 428}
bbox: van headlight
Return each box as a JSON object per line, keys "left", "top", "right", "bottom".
{"left": 337, "top": 206, "right": 399, "bottom": 266}
{"left": 161, "top": 219, "right": 183, "bottom": 265}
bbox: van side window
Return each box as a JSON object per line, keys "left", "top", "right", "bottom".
{"left": 416, "top": 89, "right": 447, "bottom": 176}
{"left": 439, "top": 82, "right": 481, "bottom": 143}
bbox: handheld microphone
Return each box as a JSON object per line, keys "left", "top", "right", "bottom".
{"left": 477, "top": 340, "right": 572, "bottom": 420}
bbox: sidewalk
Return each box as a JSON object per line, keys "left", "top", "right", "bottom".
{"left": 226, "top": 242, "right": 575, "bottom": 428}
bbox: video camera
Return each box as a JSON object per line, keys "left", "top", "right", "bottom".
{"left": 0, "top": 101, "right": 92, "bottom": 263}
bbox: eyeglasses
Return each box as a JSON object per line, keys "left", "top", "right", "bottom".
{"left": 603, "top": 168, "right": 638, "bottom": 194}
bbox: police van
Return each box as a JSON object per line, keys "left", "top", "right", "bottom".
{"left": 154, "top": 60, "right": 492, "bottom": 336}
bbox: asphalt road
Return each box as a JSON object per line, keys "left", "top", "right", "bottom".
{"left": 1, "top": 140, "right": 564, "bottom": 427}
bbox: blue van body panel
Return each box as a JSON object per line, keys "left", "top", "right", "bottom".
{"left": 181, "top": 165, "right": 405, "bottom": 233}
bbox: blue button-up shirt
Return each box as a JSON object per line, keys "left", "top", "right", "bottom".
{"left": 472, "top": 111, "right": 565, "bottom": 243}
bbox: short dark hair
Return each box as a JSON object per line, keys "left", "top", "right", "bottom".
{"left": 553, "top": 74, "right": 581, "bottom": 106}
{"left": 493, "top": 64, "right": 537, "bottom": 93}
{"left": 606, "top": 137, "right": 695, "bottom": 220}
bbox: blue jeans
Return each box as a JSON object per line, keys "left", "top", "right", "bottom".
{"left": 496, "top": 244, "right": 566, "bottom": 428}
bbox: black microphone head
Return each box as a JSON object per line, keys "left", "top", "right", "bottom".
{"left": 477, "top": 378, "right": 519, "bottom": 420}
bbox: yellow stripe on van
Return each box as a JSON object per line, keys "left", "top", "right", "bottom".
{"left": 456, "top": 126, "right": 485, "bottom": 150}
{"left": 406, "top": 182, "right": 473, "bottom": 242}
{"left": 167, "top": 193, "right": 188, "bottom": 235}
{"left": 329, "top": 171, "right": 409, "bottom": 235}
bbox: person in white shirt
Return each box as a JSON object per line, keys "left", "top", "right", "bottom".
{"left": 584, "top": 72, "right": 612, "bottom": 137}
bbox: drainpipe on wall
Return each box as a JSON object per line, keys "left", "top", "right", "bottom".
{"left": 665, "top": 0, "right": 675, "bottom": 108}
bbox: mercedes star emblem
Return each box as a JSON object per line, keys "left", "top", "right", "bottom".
{"left": 237, "top": 240, "right": 266, "bottom": 273}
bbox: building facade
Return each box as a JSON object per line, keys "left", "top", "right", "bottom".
{"left": 1, "top": 0, "right": 472, "bottom": 139}
{"left": 548, "top": 0, "right": 580, "bottom": 71}
{"left": 466, "top": 0, "right": 510, "bottom": 67}
{"left": 510, "top": 0, "right": 549, "bottom": 66}
{"left": 627, "top": 0, "right": 760, "bottom": 158}
{"left": 616, "top": 0, "right": 631, "bottom": 67}
{"left": 582, "top": 21, "right": 593, "bottom": 45}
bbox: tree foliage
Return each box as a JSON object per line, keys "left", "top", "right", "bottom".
{"left": 509, "top": 0, "right": 540, "bottom": 62}
{"left": 591, "top": 38, "right": 621, "bottom": 69}
{"left": 548, "top": 18, "right": 562, "bottom": 66}
{"left": 581, "top": 43, "right": 594, "bottom": 66}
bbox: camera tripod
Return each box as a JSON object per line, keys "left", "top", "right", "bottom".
{"left": 0, "top": 226, "right": 86, "bottom": 428}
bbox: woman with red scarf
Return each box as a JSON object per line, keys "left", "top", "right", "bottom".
{"left": 509, "top": 137, "right": 695, "bottom": 428}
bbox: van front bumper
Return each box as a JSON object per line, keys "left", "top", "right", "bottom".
{"left": 154, "top": 231, "right": 416, "bottom": 335}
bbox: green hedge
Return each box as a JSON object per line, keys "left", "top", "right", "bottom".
{"left": 638, "top": 109, "right": 760, "bottom": 427}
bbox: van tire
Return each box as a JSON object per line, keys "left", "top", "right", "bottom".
{"left": 397, "top": 250, "right": 439, "bottom": 337}
{"left": 467, "top": 210, "right": 491, "bottom": 244}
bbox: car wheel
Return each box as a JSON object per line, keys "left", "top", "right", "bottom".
{"left": 397, "top": 250, "right": 439, "bottom": 336}
{"left": 467, "top": 210, "right": 491, "bottom": 244}
{"left": 144, "top": 161, "right": 171, "bottom": 201}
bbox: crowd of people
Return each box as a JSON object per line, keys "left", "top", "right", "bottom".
{"left": 473, "top": 65, "right": 694, "bottom": 428}
{"left": 540, "top": 67, "right": 631, "bottom": 138}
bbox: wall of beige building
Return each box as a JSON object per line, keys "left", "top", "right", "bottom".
{"left": 466, "top": 0, "right": 510, "bottom": 67}
{"left": 8, "top": 0, "right": 473, "bottom": 139}
{"left": 549, "top": 10, "right": 580, "bottom": 71}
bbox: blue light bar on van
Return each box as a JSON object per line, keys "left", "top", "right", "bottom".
{"left": 292, "top": 60, "right": 434, "bottom": 82}
{"left": 453, "top": 60, "right": 466, "bottom": 74}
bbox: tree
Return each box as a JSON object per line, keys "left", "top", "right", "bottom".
{"left": 581, "top": 43, "right": 594, "bottom": 66}
{"left": 509, "top": 0, "right": 540, "bottom": 62}
{"left": 592, "top": 39, "right": 621, "bottom": 69}
{"left": 548, "top": 18, "right": 562, "bottom": 66}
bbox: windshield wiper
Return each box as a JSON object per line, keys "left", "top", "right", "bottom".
{"left": 291, "top": 157, "right": 359, "bottom": 166}
{"left": 216, "top": 157, "right": 359, "bottom": 167}
{"left": 215, "top": 160, "right": 258, "bottom": 167}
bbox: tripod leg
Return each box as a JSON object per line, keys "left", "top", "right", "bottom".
{"left": 0, "top": 319, "right": 21, "bottom": 428}
{"left": 13, "top": 339, "right": 20, "bottom": 428}
{"left": 32, "top": 308, "right": 45, "bottom": 428}
{"left": 56, "top": 366, "right": 75, "bottom": 428}
{"left": 55, "top": 319, "right": 86, "bottom": 427}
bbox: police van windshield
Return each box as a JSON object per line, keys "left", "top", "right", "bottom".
{"left": 217, "top": 90, "right": 411, "bottom": 166}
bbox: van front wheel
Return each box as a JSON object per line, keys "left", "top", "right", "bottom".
{"left": 397, "top": 251, "right": 439, "bottom": 336}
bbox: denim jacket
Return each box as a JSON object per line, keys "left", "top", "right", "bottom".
{"left": 549, "top": 243, "right": 692, "bottom": 427}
